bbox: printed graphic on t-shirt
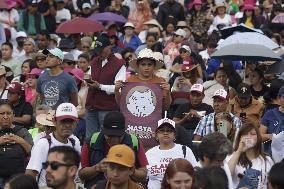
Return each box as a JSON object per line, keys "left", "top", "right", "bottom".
{"left": 43, "top": 80, "right": 60, "bottom": 107}
{"left": 149, "top": 157, "right": 173, "bottom": 177}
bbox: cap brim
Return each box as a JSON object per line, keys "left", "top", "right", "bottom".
{"left": 101, "top": 127, "right": 125, "bottom": 136}
{"left": 237, "top": 93, "right": 251, "bottom": 98}
{"left": 56, "top": 115, "right": 78, "bottom": 121}
{"left": 42, "top": 49, "right": 50, "bottom": 55}
{"left": 156, "top": 123, "right": 175, "bottom": 131}
{"left": 213, "top": 95, "right": 227, "bottom": 100}
{"left": 129, "top": 57, "right": 163, "bottom": 72}
{"left": 190, "top": 90, "right": 203, "bottom": 94}
{"left": 104, "top": 159, "right": 132, "bottom": 168}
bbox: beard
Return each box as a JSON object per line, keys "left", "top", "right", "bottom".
{"left": 46, "top": 171, "right": 69, "bottom": 188}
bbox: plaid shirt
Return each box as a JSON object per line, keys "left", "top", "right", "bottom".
{"left": 194, "top": 112, "right": 241, "bottom": 137}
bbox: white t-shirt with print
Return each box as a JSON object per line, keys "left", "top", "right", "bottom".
{"left": 146, "top": 144, "right": 198, "bottom": 189}
{"left": 26, "top": 133, "right": 81, "bottom": 187}
{"left": 227, "top": 155, "right": 274, "bottom": 189}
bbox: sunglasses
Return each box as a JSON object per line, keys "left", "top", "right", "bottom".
{"left": 42, "top": 161, "right": 73, "bottom": 171}
{"left": 36, "top": 58, "right": 46, "bottom": 62}
{"left": 179, "top": 50, "right": 187, "bottom": 54}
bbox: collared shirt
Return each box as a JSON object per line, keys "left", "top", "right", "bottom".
{"left": 194, "top": 112, "right": 241, "bottom": 137}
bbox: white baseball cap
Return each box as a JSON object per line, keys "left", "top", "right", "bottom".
{"left": 157, "top": 118, "right": 175, "bottom": 130}
{"left": 55, "top": 103, "right": 78, "bottom": 121}
{"left": 180, "top": 45, "right": 191, "bottom": 54}
{"left": 213, "top": 89, "right": 228, "bottom": 100}
{"left": 190, "top": 84, "right": 204, "bottom": 93}
{"left": 43, "top": 48, "right": 64, "bottom": 61}
{"left": 16, "top": 31, "right": 27, "bottom": 38}
{"left": 82, "top": 2, "right": 91, "bottom": 9}
{"left": 123, "top": 22, "right": 135, "bottom": 29}
{"left": 174, "top": 29, "right": 187, "bottom": 38}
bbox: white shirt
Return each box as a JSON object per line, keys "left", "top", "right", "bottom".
{"left": 99, "top": 60, "right": 126, "bottom": 95}
{"left": 213, "top": 14, "right": 232, "bottom": 27}
{"left": 146, "top": 144, "right": 198, "bottom": 189}
{"left": 26, "top": 133, "right": 81, "bottom": 187}
{"left": 227, "top": 155, "right": 274, "bottom": 189}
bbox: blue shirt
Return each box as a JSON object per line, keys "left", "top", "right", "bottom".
{"left": 206, "top": 59, "right": 242, "bottom": 75}
{"left": 261, "top": 107, "right": 284, "bottom": 134}
{"left": 119, "top": 35, "right": 142, "bottom": 51}
{"left": 37, "top": 71, "right": 78, "bottom": 109}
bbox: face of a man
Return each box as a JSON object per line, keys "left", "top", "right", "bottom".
{"left": 55, "top": 119, "right": 76, "bottom": 139}
{"left": 46, "top": 54, "right": 60, "bottom": 69}
{"left": 38, "top": 34, "right": 49, "bottom": 50}
{"left": 190, "top": 91, "right": 204, "bottom": 108}
{"left": 213, "top": 97, "right": 228, "bottom": 113}
{"left": 106, "top": 163, "right": 133, "bottom": 185}
{"left": 236, "top": 96, "right": 251, "bottom": 108}
{"left": 45, "top": 152, "right": 76, "bottom": 188}
{"left": 1, "top": 45, "right": 13, "bottom": 60}
{"left": 23, "top": 41, "right": 35, "bottom": 53}
{"left": 0, "top": 104, "right": 14, "bottom": 128}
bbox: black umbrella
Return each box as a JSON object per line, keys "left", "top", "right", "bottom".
{"left": 220, "top": 23, "right": 263, "bottom": 39}
{"left": 266, "top": 54, "right": 284, "bottom": 74}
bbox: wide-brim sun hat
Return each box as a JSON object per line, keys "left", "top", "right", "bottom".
{"left": 129, "top": 48, "right": 163, "bottom": 71}
{"left": 171, "top": 63, "right": 199, "bottom": 73}
{"left": 215, "top": 2, "right": 227, "bottom": 9}
{"left": 144, "top": 19, "right": 163, "bottom": 31}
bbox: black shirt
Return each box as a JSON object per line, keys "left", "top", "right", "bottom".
{"left": 251, "top": 85, "right": 269, "bottom": 99}
{"left": 174, "top": 103, "right": 214, "bottom": 130}
{"left": 13, "top": 101, "right": 33, "bottom": 129}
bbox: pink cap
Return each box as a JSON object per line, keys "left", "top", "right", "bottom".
{"left": 213, "top": 89, "right": 228, "bottom": 100}
{"left": 190, "top": 84, "right": 204, "bottom": 93}
{"left": 28, "top": 68, "right": 42, "bottom": 76}
{"left": 71, "top": 68, "right": 84, "bottom": 81}
{"left": 242, "top": 4, "right": 255, "bottom": 11}
{"left": 192, "top": 0, "right": 203, "bottom": 6}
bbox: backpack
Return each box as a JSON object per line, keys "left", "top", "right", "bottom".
{"left": 89, "top": 132, "right": 138, "bottom": 151}
{"left": 0, "top": 126, "right": 27, "bottom": 178}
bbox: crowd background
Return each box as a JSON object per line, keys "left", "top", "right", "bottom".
{"left": 0, "top": 0, "right": 284, "bottom": 188}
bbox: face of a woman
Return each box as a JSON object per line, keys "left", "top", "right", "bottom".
{"left": 217, "top": 7, "right": 226, "bottom": 15}
{"left": 156, "top": 125, "right": 175, "bottom": 144}
{"left": 249, "top": 71, "right": 262, "bottom": 86}
{"left": 241, "top": 129, "right": 258, "bottom": 148}
{"left": 166, "top": 24, "right": 175, "bottom": 34}
{"left": 245, "top": 10, "right": 253, "bottom": 17}
{"left": 22, "top": 62, "right": 30, "bottom": 75}
{"left": 77, "top": 57, "right": 89, "bottom": 72}
{"left": 167, "top": 172, "right": 193, "bottom": 189}
{"left": 194, "top": 4, "right": 202, "bottom": 11}
{"left": 0, "top": 104, "right": 14, "bottom": 128}
{"left": 146, "top": 36, "right": 156, "bottom": 48}
{"left": 137, "top": 59, "right": 156, "bottom": 79}
{"left": 215, "top": 70, "right": 227, "bottom": 86}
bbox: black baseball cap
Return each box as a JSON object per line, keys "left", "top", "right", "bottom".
{"left": 93, "top": 35, "right": 111, "bottom": 54}
{"left": 236, "top": 83, "right": 251, "bottom": 98}
{"left": 102, "top": 111, "right": 125, "bottom": 136}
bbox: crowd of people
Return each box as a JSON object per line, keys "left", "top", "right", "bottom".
{"left": 0, "top": 0, "right": 284, "bottom": 188}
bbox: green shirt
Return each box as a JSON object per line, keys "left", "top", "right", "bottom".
{"left": 17, "top": 12, "right": 46, "bottom": 35}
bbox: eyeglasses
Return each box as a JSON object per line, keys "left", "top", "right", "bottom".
{"left": 36, "top": 58, "right": 46, "bottom": 62}
{"left": 42, "top": 161, "right": 73, "bottom": 170}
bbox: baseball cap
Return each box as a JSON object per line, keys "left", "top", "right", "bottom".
{"left": 36, "top": 113, "right": 55, "bottom": 127}
{"left": 16, "top": 31, "right": 27, "bottom": 38}
{"left": 55, "top": 103, "right": 78, "bottom": 121}
{"left": 82, "top": 2, "right": 91, "bottom": 9}
{"left": 8, "top": 82, "right": 23, "bottom": 94}
{"left": 213, "top": 89, "right": 228, "bottom": 100}
{"left": 174, "top": 29, "right": 186, "bottom": 38}
{"left": 27, "top": 68, "right": 42, "bottom": 76}
{"left": 157, "top": 118, "right": 175, "bottom": 130}
{"left": 63, "top": 53, "right": 75, "bottom": 62}
{"left": 236, "top": 83, "right": 251, "bottom": 98}
{"left": 104, "top": 144, "right": 135, "bottom": 167}
{"left": 180, "top": 45, "right": 191, "bottom": 54}
{"left": 190, "top": 84, "right": 204, "bottom": 94}
{"left": 43, "top": 48, "right": 64, "bottom": 61}
{"left": 0, "top": 66, "right": 6, "bottom": 76}
{"left": 123, "top": 22, "right": 135, "bottom": 29}
{"left": 93, "top": 35, "right": 111, "bottom": 54}
{"left": 102, "top": 111, "right": 125, "bottom": 136}
{"left": 278, "top": 86, "right": 284, "bottom": 97}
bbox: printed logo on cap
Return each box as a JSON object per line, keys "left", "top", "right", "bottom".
{"left": 241, "top": 87, "right": 247, "bottom": 93}
{"left": 60, "top": 105, "right": 73, "bottom": 113}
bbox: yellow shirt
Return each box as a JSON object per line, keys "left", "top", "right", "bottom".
{"left": 245, "top": 17, "right": 254, "bottom": 28}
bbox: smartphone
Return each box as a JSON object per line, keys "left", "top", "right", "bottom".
{"left": 240, "top": 112, "right": 246, "bottom": 118}
{"left": 84, "top": 79, "right": 94, "bottom": 84}
{"left": 244, "top": 137, "right": 254, "bottom": 148}
{"left": 219, "top": 121, "right": 228, "bottom": 137}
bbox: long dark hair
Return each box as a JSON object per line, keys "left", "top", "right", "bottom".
{"left": 161, "top": 158, "right": 194, "bottom": 189}
{"left": 239, "top": 10, "right": 260, "bottom": 28}
{"left": 234, "top": 123, "right": 267, "bottom": 168}
{"left": 20, "top": 59, "right": 38, "bottom": 82}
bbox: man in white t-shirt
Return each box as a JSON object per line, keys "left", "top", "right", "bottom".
{"left": 197, "top": 132, "right": 234, "bottom": 189}
{"left": 26, "top": 103, "right": 81, "bottom": 187}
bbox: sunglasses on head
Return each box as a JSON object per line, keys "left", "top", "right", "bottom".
{"left": 42, "top": 161, "right": 73, "bottom": 171}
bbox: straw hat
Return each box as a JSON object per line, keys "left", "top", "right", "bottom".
{"left": 129, "top": 48, "right": 163, "bottom": 71}
{"left": 171, "top": 63, "right": 199, "bottom": 73}
{"left": 144, "top": 19, "right": 163, "bottom": 31}
{"left": 36, "top": 113, "right": 55, "bottom": 127}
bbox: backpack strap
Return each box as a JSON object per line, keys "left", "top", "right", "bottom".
{"left": 182, "top": 145, "right": 186, "bottom": 158}
{"left": 11, "top": 125, "right": 24, "bottom": 135}
{"left": 130, "top": 134, "right": 138, "bottom": 151}
{"left": 68, "top": 138, "right": 75, "bottom": 148}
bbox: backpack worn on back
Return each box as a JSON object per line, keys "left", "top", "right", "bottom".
{"left": 89, "top": 132, "right": 138, "bottom": 151}
{"left": 0, "top": 126, "right": 27, "bottom": 178}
